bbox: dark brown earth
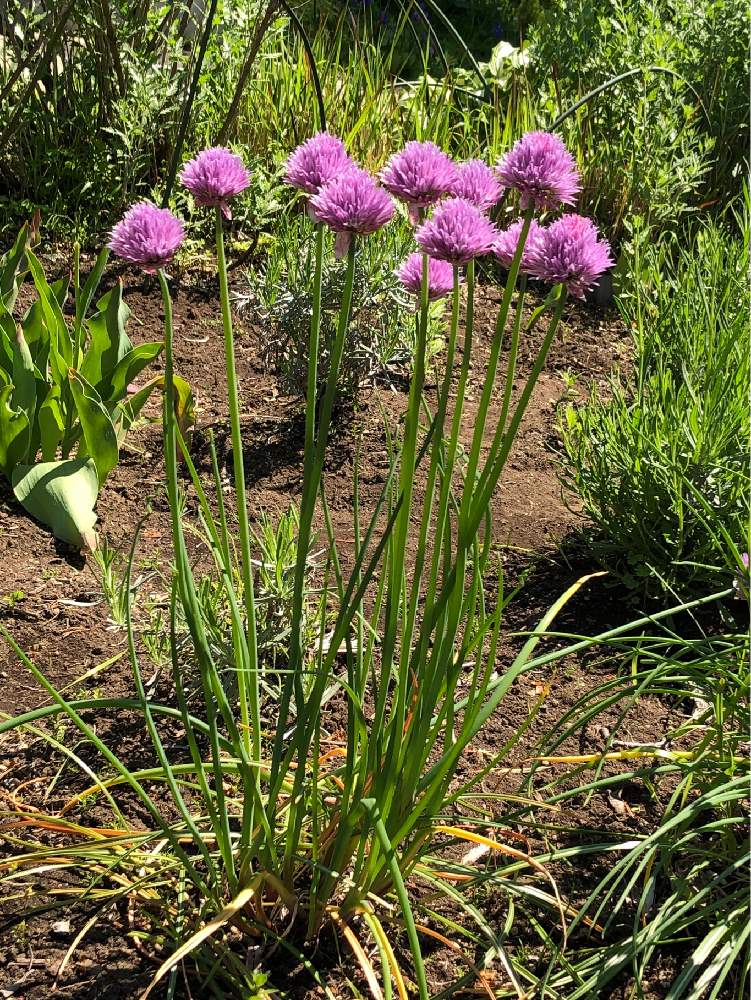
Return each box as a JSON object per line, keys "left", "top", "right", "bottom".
{"left": 0, "top": 258, "right": 729, "bottom": 998}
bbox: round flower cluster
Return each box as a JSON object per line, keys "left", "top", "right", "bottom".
{"left": 107, "top": 131, "right": 612, "bottom": 304}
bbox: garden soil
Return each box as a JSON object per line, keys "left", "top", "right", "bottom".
{"left": 0, "top": 261, "right": 716, "bottom": 998}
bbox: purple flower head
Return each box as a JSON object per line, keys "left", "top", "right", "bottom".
{"left": 415, "top": 197, "right": 499, "bottom": 265}
{"left": 380, "top": 141, "right": 458, "bottom": 223}
{"left": 496, "top": 131, "right": 580, "bottom": 211}
{"left": 284, "top": 132, "right": 354, "bottom": 197}
{"left": 179, "top": 147, "right": 250, "bottom": 219}
{"left": 310, "top": 166, "right": 394, "bottom": 257}
{"left": 108, "top": 202, "right": 184, "bottom": 273}
{"left": 397, "top": 252, "right": 455, "bottom": 300}
{"left": 493, "top": 218, "right": 543, "bottom": 271}
{"left": 525, "top": 214, "right": 614, "bottom": 298}
{"left": 733, "top": 552, "right": 750, "bottom": 600}
{"left": 450, "top": 159, "right": 503, "bottom": 213}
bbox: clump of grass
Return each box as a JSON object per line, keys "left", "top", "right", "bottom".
{"left": 559, "top": 208, "right": 750, "bottom": 595}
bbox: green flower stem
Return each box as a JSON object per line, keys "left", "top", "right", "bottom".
{"left": 460, "top": 205, "right": 534, "bottom": 512}
{"left": 215, "top": 206, "right": 260, "bottom": 768}
{"left": 371, "top": 249, "right": 432, "bottom": 823}
{"left": 275, "top": 238, "right": 358, "bottom": 879}
{"left": 401, "top": 265, "right": 462, "bottom": 664}
{"left": 158, "top": 269, "right": 240, "bottom": 888}
{"left": 497, "top": 272, "right": 527, "bottom": 438}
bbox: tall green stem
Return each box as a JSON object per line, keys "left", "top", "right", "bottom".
{"left": 215, "top": 208, "right": 260, "bottom": 767}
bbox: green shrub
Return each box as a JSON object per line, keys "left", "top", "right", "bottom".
{"left": 559, "top": 211, "right": 750, "bottom": 594}
{"left": 528, "top": 0, "right": 725, "bottom": 238}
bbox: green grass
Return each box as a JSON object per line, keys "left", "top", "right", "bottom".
{"left": 559, "top": 206, "right": 750, "bottom": 595}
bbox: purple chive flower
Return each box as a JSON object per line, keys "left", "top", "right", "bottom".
{"left": 493, "top": 218, "right": 543, "bottom": 271}
{"left": 108, "top": 202, "right": 184, "bottom": 273}
{"left": 179, "top": 146, "right": 250, "bottom": 219}
{"left": 397, "top": 252, "right": 455, "bottom": 300}
{"left": 496, "top": 131, "right": 581, "bottom": 211}
{"left": 310, "top": 166, "right": 394, "bottom": 257}
{"left": 380, "top": 141, "right": 458, "bottom": 223}
{"left": 450, "top": 159, "right": 504, "bottom": 213}
{"left": 525, "top": 214, "right": 614, "bottom": 298}
{"left": 284, "top": 132, "right": 354, "bottom": 198}
{"left": 415, "top": 197, "right": 499, "bottom": 266}
{"left": 733, "top": 552, "right": 750, "bottom": 600}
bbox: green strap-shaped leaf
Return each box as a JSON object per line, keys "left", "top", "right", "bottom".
{"left": 0, "top": 383, "right": 30, "bottom": 478}
{"left": 74, "top": 247, "right": 109, "bottom": 329}
{"left": 26, "top": 250, "right": 72, "bottom": 371}
{"left": 12, "top": 457, "right": 99, "bottom": 550}
{"left": 11, "top": 325, "right": 37, "bottom": 420}
{"left": 105, "top": 341, "right": 163, "bottom": 404}
{"left": 0, "top": 306, "right": 15, "bottom": 375}
{"left": 80, "top": 281, "right": 132, "bottom": 393}
{"left": 38, "top": 384, "right": 65, "bottom": 461}
{"left": 0, "top": 223, "right": 31, "bottom": 311}
{"left": 115, "top": 372, "right": 195, "bottom": 446}
{"left": 68, "top": 368, "right": 118, "bottom": 485}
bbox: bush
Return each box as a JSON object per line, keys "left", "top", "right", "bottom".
{"left": 527, "top": 0, "right": 727, "bottom": 239}
{"left": 241, "top": 213, "right": 445, "bottom": 399}
{"left": 559, "top": 210, "right": 750, "bottom": 594}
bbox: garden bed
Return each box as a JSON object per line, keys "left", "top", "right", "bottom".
{"left": 0, "top": 263, "right": 700, "bottom": 999}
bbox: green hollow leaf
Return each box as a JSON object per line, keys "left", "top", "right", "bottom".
{"left": 69, "top": 368, "right": 118, "bottom": 485}
{"left": 12, "top": 457, "right": 98, "bottom": 550}
{"left": 0, "top": 383, "right": 29, "bottom": 477}
{"left": 38, "top": 384, "right": 65, "bottom": 461}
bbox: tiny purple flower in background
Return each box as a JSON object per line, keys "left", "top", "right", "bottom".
{"left": 733, "top": 552, "right": 749, "bottom": 600}
{"left": 284, "top": 132, "right": 354, "bottom": 197}
{"left": 525, "top": 213, "right": 613, "bottom": 298}
{"left": 415, "top": 197, "right": 499, "bottom": 266}
{"left": 310, "top": 166, "right": 394, "bottom": 257}
{"left": 496, "top": 131, "right": 580, "bottom": 211}
{"left": 397, "top": 252, "right": 455, "bottom": 300}
{"left": 450, "top": 159, "right": 503, "bottom": 213}
{"left": 179, "top": 147, "right": 250, "bottom": 219}
{"left": 493, "top": 217, "right": 543, "bottom": 270}
{"left": 108, "top": 202, "right": 184, "bottom": 273}
{"left": 380, "top": 140, "right": 458, "bottom": 223}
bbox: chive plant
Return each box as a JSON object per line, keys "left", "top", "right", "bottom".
{"left": 0, "top": 133, "right": 625, "bottom": 996}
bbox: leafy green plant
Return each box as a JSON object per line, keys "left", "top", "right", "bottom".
{"left": 0, "top": 139, "right": 599, "bottom": 996}
{"left": 0, "top": 225, "right": 193, "bottom": 547}
{"left": 559, "top": 211, "right": 750, "bottom": 594}
{"left": 242, "top": 213, "right": 444, "bottom": 398}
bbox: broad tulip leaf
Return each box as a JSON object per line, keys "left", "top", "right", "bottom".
{"left": 0, "top": 222, "right": 31, "bottom": 311}
{"left": 38, "top": 384, "right": 65, "bottom": 461}
{"left": 74, "top": 248, "right": 109, "bottom": 328}
{"left": 0, "top": 384, "right": 30, "bottom": 477}
{"left": 69, "top": 369, "right": 118, "bottom": 485}
{"left": 117, "top": 373, "right": 195, "bottom": 446}
{"left": 11, "top": 325, "right": 37, "bottom": 422}
{"left": 80, "top": 281, "right": 132, "bottom": 392}
{"left": 0, "top": 306, "right": 15, "bottom": 375}
{"left": 106, "top": 341, "right": 163, "bottom": 404}
{"left": 26, "top": 251, "right": 72, "bottom": 369}
{"left": 12, "top": 457, "right": 99, "bottom": 550}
